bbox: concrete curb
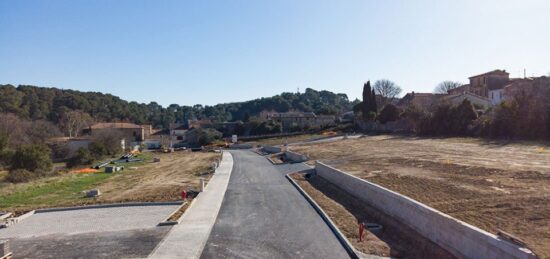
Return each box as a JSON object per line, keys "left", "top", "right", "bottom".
{"left": 285, "top": 172, "right": 359, "bottom": 259}
{"left": 157, "top": 201, "right": 189, "bottom": 226}
{"left": 4, "top": 210, "right": 35, "bottom": 227}
{"left": 148, "top": 151, "right": 234, "bottom": 259}
{"left": 34, "top": 201, "right": 183, "bottom": 213}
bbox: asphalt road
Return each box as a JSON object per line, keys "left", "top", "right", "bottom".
{"left": 201, "top": 150, "right": 350, "bottom": 259}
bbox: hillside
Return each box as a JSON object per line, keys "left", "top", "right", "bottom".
{"left": 0, "top": 84, "right": 357, "bottom": 129}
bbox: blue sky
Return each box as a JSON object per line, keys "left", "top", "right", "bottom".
{"left": 1, "top": 0, "right": 549, "bottom": 106}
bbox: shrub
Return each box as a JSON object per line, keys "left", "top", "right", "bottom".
{"left": 67, "top": 147, "right": 94, "bottom": 168}
{"left": 0, "top": 131, "right": 8, "bottom": 151}
{"left": 88, "top": 141, "right": 109, "bottom": 159}
{"left": 377, "top": 104, "right": 400, "bottom": 124}
{"left": 11, "top": 145, "right": 53, "bottom": 172}
{"left": 366, "top": 111, "right": 377, "bottom": 121}
{"left": 6, "top": 169, "right": 37, "bottom": 183}
{"left": 451, "top": 99, "right": 478, "bottom": 135}
{"left": 0, "top": 149, "right": 14, "bottom": 168}
{"left": 89, "top": 130, "right": 124, "bottom": 158}
{"left": 198, "top": 128, "right": 223, "bottom": 146}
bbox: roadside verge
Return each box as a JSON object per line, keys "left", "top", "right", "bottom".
{"left": 148, "top": 151, "right": 234, "bottom": 259}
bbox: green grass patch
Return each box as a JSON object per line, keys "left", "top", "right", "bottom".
{"left": 0, "top": 172, "right": 112, "bottom": 211}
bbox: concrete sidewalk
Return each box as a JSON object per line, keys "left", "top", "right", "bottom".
{"left": 149, "top": 151, "right": 233, "bottom": 259}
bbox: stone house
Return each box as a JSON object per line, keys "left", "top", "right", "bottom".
{"left": 467, "top": 70, "right": 510, "bottom": 98}
{"left": 398, "top": 92, "right": 446, "bottom": 110}
{"left": 267, "top": 112, "right": 335, "bottom": 130}
{"left": 442, "top": 92, "right": 491, "bottom": 110}
{"left": 88, "top": 122, "right": 145, "bottom": 144}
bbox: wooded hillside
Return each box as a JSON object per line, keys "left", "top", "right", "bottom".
{"left": 0, "top": 84, "right": 357, "bottom": 129}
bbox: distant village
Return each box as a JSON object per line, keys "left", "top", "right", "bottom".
{"left": 49, "top": 69, "right": 550, "bottom": 154}
{"left": 399, "top": 69, "right": 550, "bottom": 110}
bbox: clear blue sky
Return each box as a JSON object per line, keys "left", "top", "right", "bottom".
{"left": 1, "top": 0, "right": 549, "bottom": 106}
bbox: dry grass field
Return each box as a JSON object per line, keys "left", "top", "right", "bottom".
{"left": 291, "top": 135, "right": 550, "bottom": 257}
{"left": 0, "top": 151, "right": 219, "bottom": 213}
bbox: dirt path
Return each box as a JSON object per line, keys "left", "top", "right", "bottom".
{"left": 292, "top": 135, "right": 550, "bottom": 257}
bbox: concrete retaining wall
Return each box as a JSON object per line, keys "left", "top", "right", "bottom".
{"left": 262, "top": 145, "right": 282, "bottom": 154}
{"left": 315, "top": 162, "right": 536, "bottom": 259}
{"left": 284, "top": 151, "right": 308, "bottom": 163}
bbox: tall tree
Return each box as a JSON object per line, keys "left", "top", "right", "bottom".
{"left": 371, "top": 88, "right": 378, "bottom": 112}
{"left": 362, "top": 81, "right": 372, "bottom": 120}
{"left": 434, "top": 81, "right": 462, "bottom": 94}
{"left": 60, "top": 110, "right": 94, "bottom": 137}
{"left": 374, "top": 79, "right": 402, "bottom": 107}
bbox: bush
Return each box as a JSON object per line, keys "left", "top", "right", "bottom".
{"left": 198, "top": 128, "right": 223, "bottom": 146}
{"left": 6, "top": 169, "right": 38, "bottom": 183}
{"left": 0, "top": 149, "right": 14, "bottom": 168}
{"left": 378, "top": 104, "right": 400, "bottom": 124}
{"left": 67, "top": 147, "right": 94, "bottom": 168}
{"left": 11, "top": 145, "right": 53, "bottom": 172}
{"left": 6, "top": 169, "right": 37, "bottom": 183}
{"left": 88, "top": 131, "right": 123, "bottom": 159}
{"left": 366, "top": 111, "right": 377, "bottom": 121}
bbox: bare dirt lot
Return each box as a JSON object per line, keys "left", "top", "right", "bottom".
{"left": 291, "top": 135, "right": 550, "bottom": 257}
{"left": 96, "top": 151, "right": 219, "bottom": 202}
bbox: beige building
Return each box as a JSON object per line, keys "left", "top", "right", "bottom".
{"left": 267, "top": 112, "right": 335, "bottom": 130}
{"left": 398, "top": 92, "right": 446, "bottom": 110}
{"left": 442, "top": 92, "right": 491, "bottom": 110}
{"left": 467, "top": 70, "right": 510, "bottom": 98}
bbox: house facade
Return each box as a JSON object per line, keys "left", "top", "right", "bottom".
{"left": 443, "top": 92, "right": 491, "bottom": 110}
{"left": 88, "top": 122, "right": 145, "bottom": 143}
{"left": 267, "top": 112, "right": 335, "bottom": 130}
{"left": 398, "top": 92, "right": 445, "bottom": 110}
{"left": 467, "top": 70, "right": 510, "bottom": 98}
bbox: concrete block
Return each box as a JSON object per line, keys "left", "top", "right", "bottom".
{"left": 229, "top": 143, "right": 252, "bottom": 149}
{"left": 84, "top": 189, "right": 101, "bottom": 198}
{"left": 315, "top": 161, "right": 537, "bottom": 259}
{"left": 284, "top": 151, "right": 308, "bottom": 163}
{"left": 262, "top": 145, "right": 282, "bottom": 154}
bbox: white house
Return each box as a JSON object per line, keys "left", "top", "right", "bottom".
{"left": 489, "top": 89, "right": 505, "bottom": 105}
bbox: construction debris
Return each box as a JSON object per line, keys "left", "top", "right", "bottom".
{"left": 105, "top": 166, "right": 124, "bottom": 173}
{"left": 84, "top": 189, "right": 101, "bottom": 198}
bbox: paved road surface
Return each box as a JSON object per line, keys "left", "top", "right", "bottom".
{"left": 201, "top": 150, "right": 350, "bottom": 258}
{"left": 0, "top": 204, "right": 179, "bottom": 238}
{"left": 0, "top": 204, "right": 179, "bottom": 258}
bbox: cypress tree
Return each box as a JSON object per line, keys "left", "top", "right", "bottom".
{"left": 371, "top": 88, "right": 378, "bottom": 113}
{"left": 362, "top": 81, "right": 372, "bottom": 120}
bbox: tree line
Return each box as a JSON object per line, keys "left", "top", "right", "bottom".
{"left": 0, "top": 84, "right": 357, "bottom": 131}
